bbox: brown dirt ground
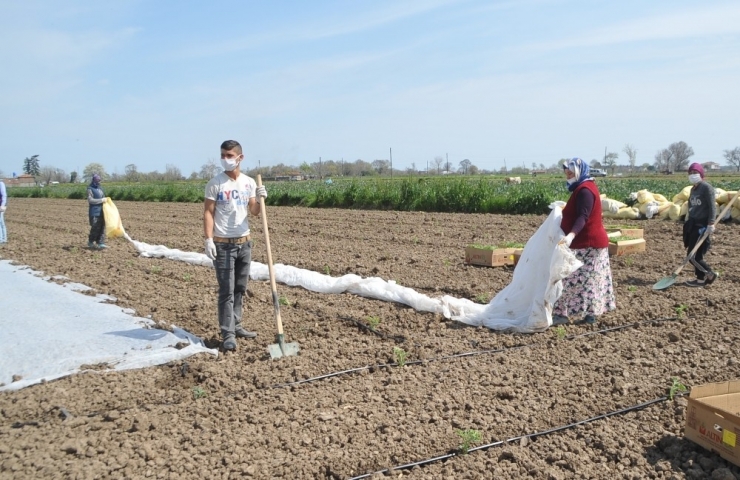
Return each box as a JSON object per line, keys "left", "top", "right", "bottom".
{"left": 1, "top": 197, "right": 739, "bottom": 480}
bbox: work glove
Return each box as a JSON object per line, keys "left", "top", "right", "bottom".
{"left": 559, "top": 232, "right": 575, "bottom": 247}
{"left": 706, "top": 225, "right": 715, "bottom": 235}
{"left": 204, "top": 238, "right": 217, "bottom": 260}
{"left": 0, "top": 206, "right": 6, "bottom": 213}
{"left": 256, "top": 186, "right": 268, "bottom": 199}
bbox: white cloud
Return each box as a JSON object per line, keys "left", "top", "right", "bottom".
{"left": 175, "top": 0, "right": 463, "bottom": 58}
{"left": 531, "top": 3, "right": 740, "bottom": 50}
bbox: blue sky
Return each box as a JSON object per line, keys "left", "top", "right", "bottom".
{"left": 1, "top": 0, "right": 739, "bottom": 177}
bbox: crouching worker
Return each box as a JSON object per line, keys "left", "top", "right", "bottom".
{"left": 203, "top": 140, "right": 268, "bottom": 351}
{"left": 553, "top": 158, "right": 616, "bottom": 326}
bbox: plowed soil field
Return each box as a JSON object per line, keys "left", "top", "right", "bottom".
{"left": 1, "top": 197, "right": 739, "bottom": 479}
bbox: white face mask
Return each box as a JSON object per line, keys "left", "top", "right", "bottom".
{"left": 688, "top": 173, "right": 702, "bottom": 184}
{"left": 221, "top": 157, "right": 240, "bottom": 172}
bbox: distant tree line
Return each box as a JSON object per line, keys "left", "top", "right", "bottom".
{"left": 9, "top": 143, "right": 740, "bottom": 186}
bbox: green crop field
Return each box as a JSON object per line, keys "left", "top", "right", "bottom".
{"left": 8, "top": 175, "right": 740, "bottom": 215}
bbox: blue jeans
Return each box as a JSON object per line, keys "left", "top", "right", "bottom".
{"left": 0, "top": 212, "right": 6, "bottom": 243}
{"left": 213, "top": 241, "right": 252, "bottom": 339}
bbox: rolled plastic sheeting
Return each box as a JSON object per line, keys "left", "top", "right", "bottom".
{"left": 125, "top": 207, "right": 582, "bottom": 333}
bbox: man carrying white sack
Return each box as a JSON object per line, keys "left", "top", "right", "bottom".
{"left": 203, "top": 140, "right": 268, "bottom": 351}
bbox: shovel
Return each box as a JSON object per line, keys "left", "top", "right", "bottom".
{"left": 256, "top": 175, "right": 300, "bottom": 359}
{"left": 653, "top": 189, "right": 740, "bottom": 290}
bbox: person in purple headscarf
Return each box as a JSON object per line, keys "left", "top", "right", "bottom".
{"left": 552, "top": 157, "right": 616, "bottom": 326}
{"left": 87, "top": 174, "right": 108, "bottom": 249}
{"left": 683, "top": 163, "right": 717, "bottom": 287}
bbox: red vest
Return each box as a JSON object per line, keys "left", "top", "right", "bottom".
{"left": 560, "top": 181, "right": 609, "bottom": 249}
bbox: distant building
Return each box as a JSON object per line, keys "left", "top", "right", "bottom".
{"left": 4, "top": 174, "right": 36, "bottom": 187}
{"left": 702, "top": 161, "right": 721, "bottom": 171}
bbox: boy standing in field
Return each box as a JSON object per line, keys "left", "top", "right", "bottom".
{"left": 203, "top": 140, "right": 268, "bottom": 351}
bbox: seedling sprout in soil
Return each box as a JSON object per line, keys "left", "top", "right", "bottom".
{"left": 278, "top": 295, "right": 290, "bottom": 306}
{"left": 555, "top": 325, "right": 567, "bottom": 340}
{"left": 474, "top": 293, "right": 490, "bottom": 304}
{"left": 610, "top": 235, "right": 638, "bottom": 243}
{"left": 467, "top": 242, "right": 524, "bottom": 250}
{"left": 627, "top": 285, "right": 637, "bottom": 292}
{"left": 675, "top": 304, "right": 688, "bottom": 318}
{"left": 456, "top": 429, "right": 482, "bottom": 454}
{"left": 669, "top": 378, "right": 687, "bottom": 400}
{"left": 192, "top": 386, "right": 208, "bottom": 399}
{"left": 367, "top": 316, "right": 380, "bottom": 331}
{"left": 392, "top": 346, "right": 408, "bottom": 367}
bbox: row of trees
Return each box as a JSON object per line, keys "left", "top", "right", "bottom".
{"left": 10, "top": 143, "right": 740, "bottom": 185}
{"left": 587, "top": 142, "right": 740, "bottom": 175}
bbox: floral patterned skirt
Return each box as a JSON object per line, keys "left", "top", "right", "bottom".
{"left": 553, "top": 247, "right": 616, "bottom": 318}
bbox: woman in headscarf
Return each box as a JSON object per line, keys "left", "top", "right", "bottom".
{"left": 87, "top": 174, "right": 107, "bottom": 249}
{"left": 683, "top": 163, "right": 717, "bottom": 287}
{"left": 553, "top": 158, "right": 615, "bottom": 325}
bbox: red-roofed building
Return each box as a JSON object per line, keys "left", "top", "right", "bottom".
{"left": 4, "top": 174, "right": 37, "bottom": 187}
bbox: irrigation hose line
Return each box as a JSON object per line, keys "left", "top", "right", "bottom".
{"left": 347, "top": 393, "right": 680, "bottom": 480}
{"left": 272, "top": 316, "right": 680, "bottom": 389}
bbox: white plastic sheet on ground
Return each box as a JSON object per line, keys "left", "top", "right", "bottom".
{"left": 0, "top": 260, "right": 217, "bottom": 392}
{"left": 446, "top": 203, "right": 583, "bottom": 331}
{"left": 125, "top": 203, "right": 581, "bottom": 333}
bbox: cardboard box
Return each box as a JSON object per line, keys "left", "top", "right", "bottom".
{"left": 512, "top": 251, "right": 523, "bottom": 266}
{"left": 685, "top": 380, "right": 740, "bottom": 467}
{"left": 464, "top": 246, "right": 521, "bottom": 267}
{"left": 605, "top": 225, "right": 644, "bottom": 239}
{"left": 608, "top": 238, "right": 646, "bottom": 256}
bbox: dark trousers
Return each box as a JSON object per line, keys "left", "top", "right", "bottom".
{"left": 683, "top": 221, "right": 712, "bottom": 280}
{"left": 88, "top": 215, "right": 106, "bottom": 244}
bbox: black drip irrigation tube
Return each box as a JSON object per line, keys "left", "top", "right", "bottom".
{"left": 272, "top": 316, "right": 679, "bottom": 389}
{"left": 348, "top": 393, "right": 683, "bottom": 480}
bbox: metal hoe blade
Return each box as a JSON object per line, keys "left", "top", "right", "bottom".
{"left": 268, "top": 334, "right": 300, "bottom": 359}
{"left": 652, "top": 274, "right": 677, "bottom": 291}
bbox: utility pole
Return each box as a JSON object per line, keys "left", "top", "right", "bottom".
{"left": 446, "top": 153, "right": 449, "bottom": 173}
{"left": 604, "top": 147, "right": 607, "bottom": 165}
{"left": 390, "top": 147, "right": 392, "bottom": 178}
{"left": 341, "top": 157, "right": 344, "bottom": 177}
{"left": 504, "top": 158, "right": 507, "bottom": 173}
{"left": 319, "top": 156, "right": 322, "bottom": 179}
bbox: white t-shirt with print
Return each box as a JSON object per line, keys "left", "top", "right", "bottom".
{"left": 205, "top": 172, "right": 257, "bottom": 238}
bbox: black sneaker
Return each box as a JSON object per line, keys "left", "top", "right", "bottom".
{"left": 222, "top": 337, "right": 237, "bottom": 351}
{"left": 552, "top": 315, "right": 569, "bottom": 325}
{"left": 235, "top": 326, "right": 257, "bottom": 338}
{"left": 705, "top": 272, "right": 718, "bottom": 285}
{"left": 685, "top": 279, "right": 706, "bottom": 288}
{"left": 576, "top": 315, "right": 596, "bottom": 325}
